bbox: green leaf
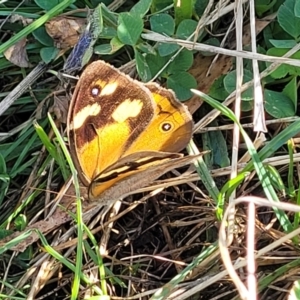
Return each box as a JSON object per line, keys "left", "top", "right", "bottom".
{"left": 110, "top": 37, "right": 125, "bottom": 52}
{"left": 208, "top": 75, "right": 229, "bottom": 101}
{"left": 40, "top": 47, "right": 59, "bottom": 63}
{"left": 194, "top": 0, "right": 210, "bottom": 17}
{"left": 176, "top": 19, "right": 198, "bottom": 39}
{"left": 174, "top": 0, "right": 193, "bottom": 25}
{"left": 150, "top": 14, "right": 175, "bottom": 35}
{"left": 34, "top": 0, "right": 60, "bottom": 10}
{"left": 283, "top": 77, "right": 297, "bottom": 111}
{"left": 264, "top": 89, "right": 295, "bottom": 118}
{"left": 157, "top": 43, "right": 179, "bottom": 56}
{"left": 99, "top": 26, "right": 117, "bottom": 39}
{"left": 269, "top": 39, "right": 297, "bottom": 48}
{"left": 241, "top": 100, "right": 254, "bottom": 111}
{"left": 267, "top": 47, "right": 300, "bottom": 78}
{"left": 94, "top": 37, "right": 124, "bottom": 55}
{"left": 145, "top": 53, "right": 169, "bottom": 78}
{"left": 0, "top": 229, "right": 13, "bottom": 240}
{"left": 135, "top": 49, "right": 152, "bottom": 82}
{"left": 167, "top": 49, "right": 194, "bottom": 72}
{"left": 278, "top": 0, "right": 300, "bottom": 39}
{"left": 136, "top": 42, "right": 156, "bottom": 55}
{"left": 117, "top": 12, "right": 143, "bottom": 45}
{"left": 202, "top": 128, "right": 230, "bottom": 168}
{"left": 223, "top": 70, "right": 254, "bottom": 100}
{"left": 151, "top": 0, "right": 173, "bottom": 12}
{"left": 201, "top": 38, "right": 221, "bottom": 56}
{"left": 296, "top": 1, "right": 300, "bottom": 17}
{"left": 131, "top": 0, "right": 152, "bottom": 18}
{"left": 167, "top": 71, "right": 197, "bottom": 100}
{"left": 255, "top": 0, "right": 277, "bottom": 17}
{"left": 32, "top": 26, "right": 53, "bottom": 46}
{"left": 94, "top": 43, "right": 112, "bottom": 54}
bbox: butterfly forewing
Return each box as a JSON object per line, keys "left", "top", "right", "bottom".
{"left": 67, "top": 61, "right": 156, "bottom": 184}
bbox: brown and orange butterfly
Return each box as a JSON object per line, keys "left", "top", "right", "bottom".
{"left": 67, "top": 60, "right": 197, "bottom": 205}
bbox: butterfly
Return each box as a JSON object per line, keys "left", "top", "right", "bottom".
{"left": 67, "top": 60, "right": 197, "bottom": 204}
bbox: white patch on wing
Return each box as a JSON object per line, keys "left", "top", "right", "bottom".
{"left": 73, "top": 103, "right": 101, "bottom": 129}
{"left": 112, "top": 99, "right": 143, "bottom": 123}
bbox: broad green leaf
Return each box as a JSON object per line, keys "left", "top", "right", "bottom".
{"left": 278, "top": 0, "right": 300, "bottom": 39}
{"left": 110, "top": 37, "right": 124, "bottom": 52}
{"left": 296, "top": 0, "right": 300, "bottom": 17}
{"left": 264, "top": 89, "right": 295, "bottom": 118}
{"left": 255, "top": 0, "right": 277, "bottom": 17}
{"left": 201, "top": 38, "right": 221, "bottom": 56}
{"left": 224, "top": 69, "right": 254, "bottom": 100}
{"left": 32, "top": 26, "right": 53, "bottom": 46}
{"left": 94, "top": 43, "right": 112, "bottom": 55}
{"left": 288, "top": 281, "right": 300, "bottom": 300}
{"left": 131, "top": 0, "right": 152, "bottom": 18}
{"left": 40, "top": 47, "right": 59, "bottom": 63}
{"left": 202, "top": 127, "right": 230, "bottom": 168}
{"left": 151, "top": 0, "right": 173, "bottom": 12}
{"left": 90, "top": 4, "right": 104, "bottom": 40}
{"left": 167, "top": 71, "right": 197, "bottom": 100}
{"left": 117, "top": 12, "right": 143, "bottom": 45}
{"left": 176, "top": 19, "right": 198, "bottom": 39}
{"left": 135, "top": 49, "right": 152, "bottom": 82}
{"left": 136, "top": 42, "right": 156, "bottom": 55}
{"left": 241, "top": 100, "right": 254, "bottom": 112}
{"left": 150, "top": 14, "right": 175, "bottom": 36}
{"left": 157, "top": 43, "right": 179, "bottom": 56}
{"left": 209, "top": 75, "right": 229, "bottom": 101}
{"left": 99, "top": 27, "right": 117, "bottom": 39}
{"left": 145, "top": 53, "right": 169, "bottom": 78}
{"left": 167, "top": 49, "right": 194, "bottom": 72}
{"left": 269, "top": 39, "right": 297, "bottom": 48}
{"left": 194, "top": 0, "right": 209, "bottom": 17}
{"left": 267, "top": 47, "right": 300, "bottom": 78}
{"left": 34, "top": 0, "right": 60, "bottom": 10}
{"left": 94, "top": 37, "right": 124, "bottom": 55}
{"left": 0, "top": 229, "right": 13, "bottom": 240}
{"left": 283, "top": 77, "right": 297, "bottom": 111}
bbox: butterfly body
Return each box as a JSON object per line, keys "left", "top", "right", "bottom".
{"left": 67, "top": 60, "right": 194, "bottom": 203}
